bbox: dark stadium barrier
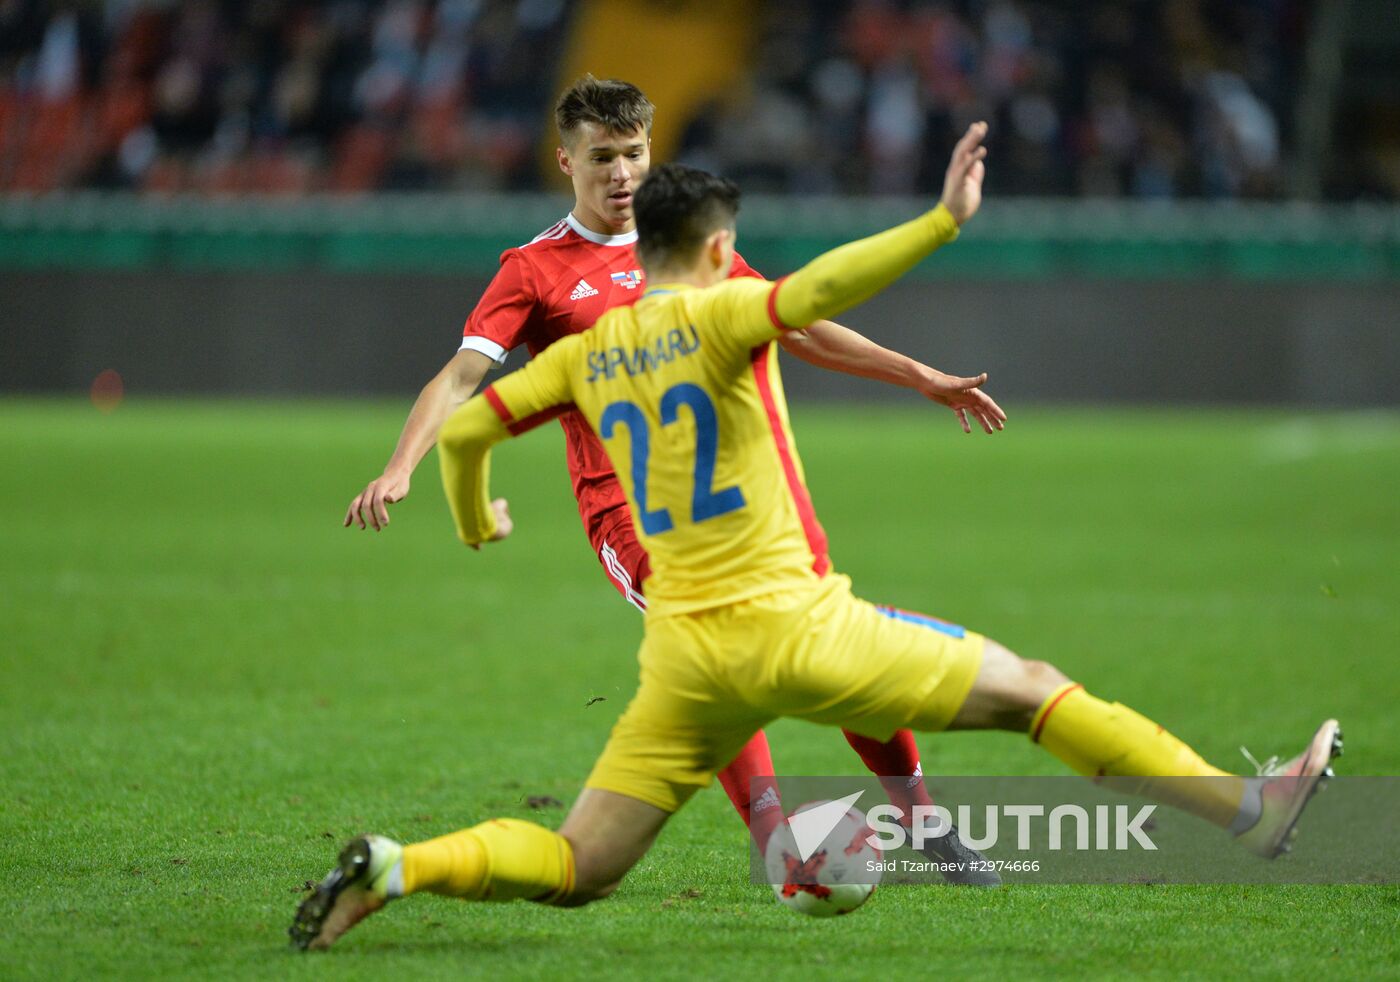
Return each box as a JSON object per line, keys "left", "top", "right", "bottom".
{"left": 4, "top": 269, "right": 1398, "bottom": 407}
{"left": 2, "top": 196, "right": 1397, "bottom": 405}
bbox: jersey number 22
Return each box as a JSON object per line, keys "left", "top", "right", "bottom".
{"left": 599, "top": 383, "right": 746, "bottom": 535}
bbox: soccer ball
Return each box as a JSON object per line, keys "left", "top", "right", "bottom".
{"left": 764, "top": 800, "right": 881, "bottom": 917}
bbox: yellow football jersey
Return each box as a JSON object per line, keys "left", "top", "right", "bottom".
{"left": 439, "top": 203, "right": 960, "bottom": 616}
{"left": 480, "top": 277, "right": 826, "bottom": 616}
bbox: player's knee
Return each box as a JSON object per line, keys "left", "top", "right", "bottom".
{"left": 978, "top": 641, "right": 1071, "bottom": 729}
{"left": 1023, "top": 658, "right": 1071, "bottom": 701}
{"left": 1003, "top": 657, "right": 1068, "bottom": 714}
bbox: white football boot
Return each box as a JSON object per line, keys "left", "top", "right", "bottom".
{"left": 1235, "top": 719, "right": 1342, "bottom": 859}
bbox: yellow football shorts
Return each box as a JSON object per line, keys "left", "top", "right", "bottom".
{"left": 584, "top": 574, "right": 984, "bottom": 813}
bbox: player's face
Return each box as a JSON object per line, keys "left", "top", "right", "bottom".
{"left": 558, "top": 123, "right": 651, "bottom": 235}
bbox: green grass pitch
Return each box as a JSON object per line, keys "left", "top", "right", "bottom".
{"left": 3, "top": 397, "right": 1398, "bottom": 980}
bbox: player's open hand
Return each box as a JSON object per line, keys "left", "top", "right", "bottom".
{"left": 916, "top": 369, "right": 1006, "bottom": 435}
{"left": 344, "top": 471, "right": 411, "bottom": 531}
{"left": 940, "top": 121, "right": 988, "bottom": 226}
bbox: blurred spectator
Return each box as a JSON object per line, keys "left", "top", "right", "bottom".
{"left": 0, "top": 0, "right": 564, "bottom": 194}
{"left": 680, "top": 0, "right": 1306, "bottom": 200}
{"left": 0, "top": 0, "right": 1349, "bottom": 200}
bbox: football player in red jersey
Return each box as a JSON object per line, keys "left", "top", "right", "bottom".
{"left": 343, "top": 75, "right": 1005, "bottom": 881}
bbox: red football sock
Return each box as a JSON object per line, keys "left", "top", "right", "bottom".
{"left": 716, "top": 730, "right": 786, "bottom": 853}
{"left": 843, "top": 728, "right": 934, "bottom": 826}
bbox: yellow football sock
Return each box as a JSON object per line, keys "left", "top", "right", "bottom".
{"left": 400, "top": 818, "right": 575, "bottom": 903}
{"left": 1030, "top": 682, "right": 1246, "bottom": 829}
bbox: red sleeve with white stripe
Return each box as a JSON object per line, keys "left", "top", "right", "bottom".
{"left": 461, "top": 250, "right": 537, "bottom": 364}
{"left": 476, "top": 333, "right": 579, "bottom": 435}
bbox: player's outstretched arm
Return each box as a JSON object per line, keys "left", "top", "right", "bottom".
{"left": 437, "top": 339, "right": 576, "bottom": 548}
{"left": 777, "top": 320, "right": 1006, "bottom": 433}
{"left": 773, "top": 122, "right": 999, "bottom": 430}
{"left": 438, "top": 397, "right": 513, "bottom": 548}
{"left": 345, "top": 349, "right": 495, "bottom": 531}
{"left": 771, "top": 121, "right": 988, "bottom": 331}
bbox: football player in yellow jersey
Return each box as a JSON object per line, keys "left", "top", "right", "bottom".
{"left": 291, "top": 124, "right": 1340, "bottom": 949}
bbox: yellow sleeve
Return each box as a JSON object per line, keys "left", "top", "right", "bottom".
{"left": 689, "top": 277, "right": 784, "bottom": 361}
{"left": 697, "top": 204, "right": 961, "bottom": 355}
{"left": 437, "top": 398, "right": 508, "bottom": 546}
{"left": 772, "top": 203, "right": 959, "bottom": 330}
{"left": 437, "top": 339, "right": 576, "bottom": 546}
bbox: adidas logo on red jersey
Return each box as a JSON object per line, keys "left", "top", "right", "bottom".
{"left": 569, "top": 279, "right": 599, "bottom": 300}
{"left": 752, "top": 786, "right": 783, "bottom": 814}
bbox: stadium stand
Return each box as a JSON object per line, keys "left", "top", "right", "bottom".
{"left": 1, "top": 0, "right": 1391, "bottom": 200}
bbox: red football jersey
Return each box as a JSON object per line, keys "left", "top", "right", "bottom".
{"left": 461, "top": 212, "right": 762, "bottom": 551}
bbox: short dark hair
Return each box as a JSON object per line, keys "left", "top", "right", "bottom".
{"left": 555, "top": 75, "right": 655, "bottom": 146}
{"left": 634, "top": 164, "right": 742, "bottom": 269}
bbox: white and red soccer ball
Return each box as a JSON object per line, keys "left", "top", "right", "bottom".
{"left": 764, "top": 800, "right": 881, "bottom": 917}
